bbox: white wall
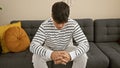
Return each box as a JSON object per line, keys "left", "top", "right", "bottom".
{"left": 0, "top": 0, "right": 120, "bottom": 25}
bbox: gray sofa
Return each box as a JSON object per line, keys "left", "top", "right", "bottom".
{"left": 94, "top": 19, "right": 120, "bottom": 68}
{"left": 0, "top": 18, "right": 120, "bottom": 68}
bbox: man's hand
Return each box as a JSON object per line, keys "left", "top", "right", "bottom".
{"left": 60, "top": 51, "right": 71, "bottom": 62}
{"left": 51, "top": 51, "right": 61, "bottom": 61}
{"left": 51, "top": 51, "right": 71, "bottom": 65}
{"left": 51, "top": 51, "right": 65, "bottom": 64}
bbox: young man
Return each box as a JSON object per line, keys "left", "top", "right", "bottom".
{"left": 30, "top": 1, "right": 89, "bottom": 68}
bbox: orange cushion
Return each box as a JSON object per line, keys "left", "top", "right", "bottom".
{"left": 4, "top": 27, "right": 30, "bottom": 52}
{"left": 0, "top": 22, "right": 21, "bottom": 53}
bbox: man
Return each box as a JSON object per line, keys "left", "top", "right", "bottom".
{"left": 30, "top": 1, "right": 89, "bottom": 68}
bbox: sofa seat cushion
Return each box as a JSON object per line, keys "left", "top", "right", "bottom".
{"left": 0, "top": 50, "right": 33, "bottom": 68}
{"left": 96, "top": 42, "right": 120, "bottom": 68}
{"left": 86, "top": 42, "right": 109, "bottom": 68}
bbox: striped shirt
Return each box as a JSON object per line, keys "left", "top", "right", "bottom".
{"left": 30, "top": 18, "right": 89, "bottom": 60}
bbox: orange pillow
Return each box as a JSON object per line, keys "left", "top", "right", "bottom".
{"left": 0, "top": 22, "right": 21, "bottom": 53}
{"left": 3, "top": 27, "right": 30, "bottom": 52}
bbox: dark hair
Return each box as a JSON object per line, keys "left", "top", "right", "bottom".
{"left": 52, "top": 1, "right": 70, "bottom": 24}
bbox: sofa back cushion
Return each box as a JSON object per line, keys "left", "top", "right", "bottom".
{"left": 95, "top": 19, "right": 120, "bottom": 42}
{"left": 11, "top": 19, "right": 94, "bottom": 42}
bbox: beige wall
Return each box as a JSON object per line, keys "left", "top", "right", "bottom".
{"left": 0, "top": 0, "right": 120, "bottom": 25}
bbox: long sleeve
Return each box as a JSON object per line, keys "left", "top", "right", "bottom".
{"left": 30, "top": 24, "right": 53, "bottom": 59}
{"left": 69, "top": 23, "right": 89, "bottom": 60}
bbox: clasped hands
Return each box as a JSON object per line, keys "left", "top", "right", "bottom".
{"left": 51, "top": 51, "right": 71, "bottom": 65}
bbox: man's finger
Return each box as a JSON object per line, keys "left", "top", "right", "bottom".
{"left": 54, "top": 60, "right": 61, "bottom": 64}
{"left": 61, "top": 58, "right": 68, "bottom": 63}
{"left": 61, "top": 62, "right": 67, "bottom": 65}
{"left": 54, "top": 56, "right": 62, "bottom": 60}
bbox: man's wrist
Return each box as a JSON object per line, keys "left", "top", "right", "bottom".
{"left": 46, "top": 50, "right": 53, "bottom": 60}
{"left": 69, "top": 51, "right": 76, "bottom": 60}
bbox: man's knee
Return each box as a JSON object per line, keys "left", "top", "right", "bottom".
{"left": 73, "top": 53, "right": 88, "bottom": 62}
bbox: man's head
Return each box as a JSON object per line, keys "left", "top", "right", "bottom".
{"left": 52, "top": 1, "right": 70, "bottom": 24}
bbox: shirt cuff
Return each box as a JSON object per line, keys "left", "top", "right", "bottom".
{"left": 46, "top": 49, "right": 53, "bottom": 60}
{"left": 69, "top": 51, "right": 76, "bottom": 60}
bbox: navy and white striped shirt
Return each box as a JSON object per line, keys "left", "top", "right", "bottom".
{"left": 30, "top": 18, "right": 89, "bottom": 60}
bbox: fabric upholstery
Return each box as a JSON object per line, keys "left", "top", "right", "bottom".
{"left": 95, "top": 19, "right": 120, "bottom": 68}
{"left": 4, "top": 27, "right": 30, "bottom": 52}
{"left": 86, "top": 42, "right": 109, "bottom": 68}
{"left": 96, "top": 42, "right": 120, "bottom": 68}
{"left": 0, "top": 50, "right": 33, "bottom": 68}
{"left": 0, "top": 22, "right": 21, "bottom": 53}
{"left": 95, "top": 19, "right": 120, "bottom": 42}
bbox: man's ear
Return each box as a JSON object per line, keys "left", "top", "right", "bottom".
{"left": 51, "top": 14, "right": 54, "bottom": 21}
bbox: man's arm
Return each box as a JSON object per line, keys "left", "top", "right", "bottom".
{"left": 30, "top": 24, "right": 53, "bottom": 59}
{"left": 69, "top": 22, "right": 89, "bottom": 60}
